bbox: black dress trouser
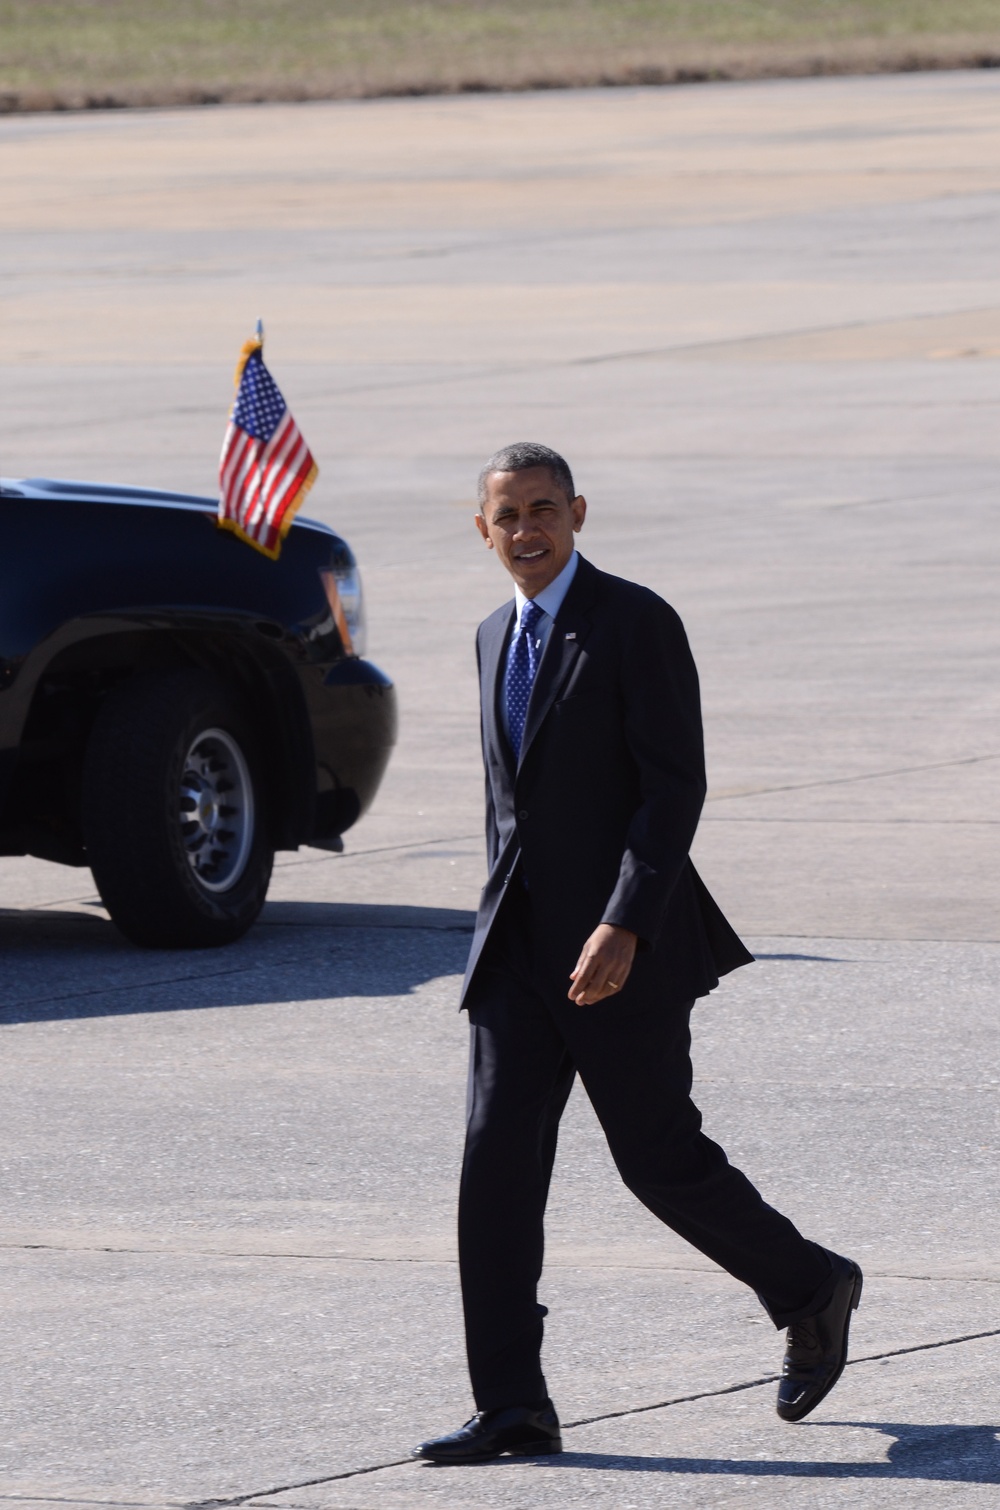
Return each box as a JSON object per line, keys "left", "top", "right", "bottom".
{"left": 458, "top": 884, "right": 835, "bottom": 1411}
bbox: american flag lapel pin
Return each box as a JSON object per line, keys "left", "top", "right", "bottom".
{"left": 565, "top": 631, "right": 577, "bottom": 640}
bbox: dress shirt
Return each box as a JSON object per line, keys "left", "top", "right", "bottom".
{"left": 502, "top": 551, "right": 579, "bottom": 742}
{"left": 512, "top": 549, "right": 579, "bottom": 644}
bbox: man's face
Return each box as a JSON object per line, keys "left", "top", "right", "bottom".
{"left": 475, "top": 466, "right": 586, "bottom": 597}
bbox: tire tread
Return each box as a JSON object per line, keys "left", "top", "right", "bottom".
{"left": 82, "top": 670, "right": 272, "bottom": 948}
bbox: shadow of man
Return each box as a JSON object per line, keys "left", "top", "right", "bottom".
{"left": 507, "top": 1422, "right": 1000, "bottom": 1482}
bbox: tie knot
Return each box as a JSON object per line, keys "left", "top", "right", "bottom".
{"left": 520, "top": 600, "right": 543, "bottom": 636}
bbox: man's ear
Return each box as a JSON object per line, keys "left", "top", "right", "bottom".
{"left": 571, "top": 495, "right": 587, "bottom": 533}
{"left": 474, "top": 512, "right": 494, "bottom": 548}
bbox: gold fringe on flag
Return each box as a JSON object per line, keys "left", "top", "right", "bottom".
{"left": 233, "top": 334, "right": 263, "bottom": 388}
{"left": 216, "top": 460, "right": 318, "bottom": 560}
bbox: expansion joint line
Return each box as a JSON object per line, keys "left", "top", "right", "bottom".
{"left": 187, "top": 1326, "right": 1000, "bottom": 1508}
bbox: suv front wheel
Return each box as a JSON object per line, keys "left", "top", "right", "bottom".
{"left": 82, "top": 670, "right": 274, "bottom": 948}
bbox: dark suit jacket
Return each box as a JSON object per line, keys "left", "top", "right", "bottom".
{"left": 461, "top": 554, "right": 753, "bottom": 1011}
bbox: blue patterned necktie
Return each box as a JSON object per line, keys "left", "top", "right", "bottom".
{"left": 504, "top": 599, "right": 544, "bottom": 759}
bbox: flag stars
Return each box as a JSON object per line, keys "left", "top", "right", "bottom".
{"left": 232, "top": 353, "right": 287, "bottom": 441}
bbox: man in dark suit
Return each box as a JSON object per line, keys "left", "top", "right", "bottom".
{"left": 414, "top": 443, "right": 862, "bottom": 1464}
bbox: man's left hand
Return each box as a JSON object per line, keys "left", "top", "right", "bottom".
{"left": 568, "top": 923, "right": 638, "bottom": 1005}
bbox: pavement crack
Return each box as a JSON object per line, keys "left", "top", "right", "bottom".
{"left": 0, "top": 962, "right": 262, "bottom": 1015}
{"left": 0, "top": 1500, "right": 187, "bottom": 1508}
{"left": 0, "top": 1241, "right": 457, "bottom": 1262}
{"left": 850, "top": 1325, "right": 1000, "bottom": 1365}
{"left": 187, "top": 1457, "right": 414, "bottom": 1508}
{"left": 568, "top": 301, "right": 1000, "bottom": 368}
{"left": 259, "top": 920, "right": 474, "bottom": 933}
{"left": 564, "top": 1372, "right": 783, "bottom": 1429}
{"left": 702, "top": 815, "right": 1000, "bottom": 826}
{"left": 9, "top": 1245, "right": 1000, "bottom": 1289}
{"left": 565, "top": 1325, "right": 1000, "bottom": 1429}
{"left": 276, "top": 833, "right": 481, "bottom": 867}
{"left": 706, "top": 750, "right": 999, "bottom": 804}
{"left": 186, "top": 1327, "right": 1000, "bottom": 1506}
{"left": 0, "top": 893, "right": 103, "bottom": 912}
{"left": 0, "top": 1500, "right": 186, "bottom": 1507}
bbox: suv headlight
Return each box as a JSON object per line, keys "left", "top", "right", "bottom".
{"left": 321, "top": 562, "right": 366, "bottom": 657}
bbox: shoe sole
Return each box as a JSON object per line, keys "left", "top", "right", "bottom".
{"left": 778, "top": 1263, "right": 863, "bottom": 1424}
{"left": 416, "top": 1437, "right": 562, "bottom": 1464}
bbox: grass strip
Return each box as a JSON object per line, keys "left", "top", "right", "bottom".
{"left": 3, "top": 0, "right": 1000, "bottom": 112}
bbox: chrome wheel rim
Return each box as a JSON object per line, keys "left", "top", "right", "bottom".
{"left": 178, "top": 728, "right": 254, "bottom": 893}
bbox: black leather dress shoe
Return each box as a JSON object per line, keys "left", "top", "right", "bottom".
{"left": 413, "top": 1401, "right": 562, "bottom": 1463}
{"left": 777, "top": 1254, "right": 863, "bottom": 1422}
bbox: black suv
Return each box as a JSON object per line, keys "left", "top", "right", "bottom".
{"left": 0, "top": 477, "right": 397, "bottom": 948}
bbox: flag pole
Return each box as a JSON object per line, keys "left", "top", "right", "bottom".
{"left": 232, "top": 318, "right": 264, "bottom": 388}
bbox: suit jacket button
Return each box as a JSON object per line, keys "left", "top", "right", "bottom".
{"left": 518, "top": 810, "right": 528, "bottom": 820}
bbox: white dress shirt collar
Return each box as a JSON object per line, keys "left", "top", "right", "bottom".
{"left": 513, "top": 550, "right": 579, "bottom": 628}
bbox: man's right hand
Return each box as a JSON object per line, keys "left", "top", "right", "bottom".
{"left": 568, "top": 923, "right": 638, "bottom": 1005}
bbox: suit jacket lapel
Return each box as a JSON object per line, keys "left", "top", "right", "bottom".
{"left": 518, "top": 556, "right": 599, "bottom": 770}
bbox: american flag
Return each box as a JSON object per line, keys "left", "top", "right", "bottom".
{"left": 218, "top": 335, "right": 318, "bottom": 559}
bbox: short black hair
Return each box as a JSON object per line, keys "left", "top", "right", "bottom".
{"left": 477, "top": 442, "right": 575, "bottom": 512}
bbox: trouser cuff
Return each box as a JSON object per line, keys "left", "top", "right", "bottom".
{"left": 473, "top": 1375, "right": 549, "bottom": 1412}
{"left": 760, "top": 1245, "right": 839, "bottom": 1329}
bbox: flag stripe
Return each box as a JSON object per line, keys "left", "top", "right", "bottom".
{"left": 262, "top": 438, "right": 306, "bottom": 517}
{"left": 219, "top": 426, "right": 251, "bottom": 502}
{"left": 221, "top": 428, "right": 255, "bottom": 505}
{"left": 262, "top": 437, "right": 309, "bottom": 526}
{"left": 247, "top": 415, "right": 297, "bottom": 531}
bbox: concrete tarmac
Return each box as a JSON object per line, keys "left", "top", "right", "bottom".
{"left": 1, "top": 70, "right": 999, "bottom": 1507}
